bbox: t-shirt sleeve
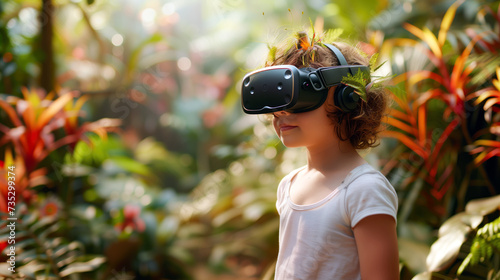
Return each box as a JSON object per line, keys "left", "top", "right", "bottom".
{"left": 344, "top": 172, "right": 398, "bottom": 228}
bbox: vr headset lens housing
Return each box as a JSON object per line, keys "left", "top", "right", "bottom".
{"left": 241, "top": 65, "right": 328, "bottom": 114}
{"left": 241, "top": 64, "right": 370, "bottom": 114}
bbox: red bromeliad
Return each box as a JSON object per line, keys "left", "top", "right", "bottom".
{"left": 0, "top": 87, "right": 121, "bottom": 213}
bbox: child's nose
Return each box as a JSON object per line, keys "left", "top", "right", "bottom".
{"left": 273, "top": 111, "right": 291, "bottom": 117}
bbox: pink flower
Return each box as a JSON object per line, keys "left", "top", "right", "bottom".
{"left": 115, "top": 204, "right": 146, "bottom": 233}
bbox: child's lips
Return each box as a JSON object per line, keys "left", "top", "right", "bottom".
{"left": 280, "top": 125, "right": 297, "bottom": 131}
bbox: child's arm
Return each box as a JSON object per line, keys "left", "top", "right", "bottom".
{"left": 353, "top": 214, "right": 400, "bottom": 280}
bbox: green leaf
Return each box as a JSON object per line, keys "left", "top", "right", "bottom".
{"left": 111, "top": 156, "right": 152, "bottom": 176}
{"left": 267, "top": 45, "right": 277, "bottom": 63}
{"left": 61, "top": 163, "right": 94, "bottom": 177}
{"left": 126, "top": 33, "right": 164, "bottom": 82}
{"left": 457, "top": 253, "right": 473, "bottom": 275}
{"left": 369, "top": 53, "right": 379, "bottom": 70}
{"left": 341, "top": 71, "right": 370, "bottom": 102}
{"left": 86, "top": 0, "right": 95, "bottom": 5}
{"left": 457, "top": 217, "right": 500, "bottom": 275}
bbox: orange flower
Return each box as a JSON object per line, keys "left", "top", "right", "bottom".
{"left": 39, "top": 195, "right": 62, "bottom": 218}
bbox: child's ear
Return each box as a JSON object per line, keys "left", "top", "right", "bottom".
{"left": 325, "top": 87, "right": 338, "bottom": 110}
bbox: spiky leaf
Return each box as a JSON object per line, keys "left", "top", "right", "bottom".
{"left": 341, "top": 71, "right": 371, "bottom": 102}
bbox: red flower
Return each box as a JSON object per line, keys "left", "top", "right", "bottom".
{"left": 115, "top": 204, "right": 146, "bottom": 233}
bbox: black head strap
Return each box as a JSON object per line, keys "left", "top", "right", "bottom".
{"left": 307, "top": 44, "right": 370, "bottom": 90}
{"left": 324, "top": 43, "right": 347, "bottom": 65}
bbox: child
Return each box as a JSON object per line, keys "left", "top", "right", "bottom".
{"left": 241, "top": 31, "right": 399, "bottom": 280}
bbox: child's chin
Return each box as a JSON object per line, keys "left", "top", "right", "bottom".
{"left": 280, "top": 140, "right": 303, "bottom": 148}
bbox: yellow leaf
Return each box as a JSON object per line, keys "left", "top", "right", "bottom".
{"left": 494, "top": 79, "right": 500, "bottom": 91}
{"left": 438, "top": 0, "right": 465, "bottom": 47}
{"left": 4, "top": 148, "right": 14, "bottom": 167}
{"left": 423, "top": 27, "right": 442, "bottom": 58}
{"left": 474, "top": 140, "right": 500, "bottom": 148}
{"left": 380, "top": 38, "right": 418, "bottom": 59}
{"left": 68, "top": 94, "right": 88, "bottom": 128}
{"left": 493, "top": 66, "right": 500, "bottom": 90}
{"left": 404, "top": 23, "right": 442, "bottom": 58}
{"left": 408, "top": 71, "right": 444, "bottom": 86}
{"left": 473, "top": 89, "right": 500, "bottom": 104}
{"left": 37, "top": 93, "right": 75, "bottom": 129}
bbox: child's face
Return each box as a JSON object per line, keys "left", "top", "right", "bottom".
{"left": 272, "top": 90, "right": 336, "bottom": 148}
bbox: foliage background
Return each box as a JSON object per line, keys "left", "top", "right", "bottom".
{"left": 0, "top": 0, "right": 499, "bottom": 279}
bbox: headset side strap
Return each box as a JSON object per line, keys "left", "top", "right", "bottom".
{"left": 317, "top": 66, "right": 370, "bottom": 87}
{"left": 324, "top": 43, "right": 347, "bottom": 66}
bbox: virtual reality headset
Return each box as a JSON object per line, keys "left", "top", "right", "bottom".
{"left": 241, "top": 44, "right": 370, "bottom": 114}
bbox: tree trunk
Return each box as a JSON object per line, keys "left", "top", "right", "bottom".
{"left": 40, "top": 0, "right": 55, "bottom": 93}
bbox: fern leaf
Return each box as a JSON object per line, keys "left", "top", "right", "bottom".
{"left": 458, "top": 217, "right": 500, "bottom": 276}
{"left": 4, "top": 209, "right": 106, "bottom": 279}
{"left": 458, "top": 253, "right": 473, "bottom": 275}
{"left": 322, "top": 28, "right": 343, "bottom": 44}
{"left": 341, "top": 71, "right": 371, "bottom": 102}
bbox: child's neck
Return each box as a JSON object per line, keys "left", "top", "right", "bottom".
{"left": 305, "top": 140, "right": 365, "bottom": 173}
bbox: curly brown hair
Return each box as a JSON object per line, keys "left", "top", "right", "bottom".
{"left": 265, "top": 37, "right": 389, "bottom": 150}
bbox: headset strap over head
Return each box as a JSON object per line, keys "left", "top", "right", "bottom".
{"left": 324, "top": 43, "right": 347, "bottom": 65}
{"left": 305, "top": 43, "right": 370, "bottom": 91}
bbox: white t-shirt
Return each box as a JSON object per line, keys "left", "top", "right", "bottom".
{"left": 275, "top": 163, "right": 398, "bottom": 280}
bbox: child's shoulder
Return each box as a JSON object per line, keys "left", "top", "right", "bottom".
{"left": 280, "top": 165, "right": 307, "bottom": 183}
{"left": 344, "top": 163, "right": 393, "bottom": 189}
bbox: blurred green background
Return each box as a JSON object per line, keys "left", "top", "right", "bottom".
{"left": 0, "top": 0, "right": 500, "bottom": 279}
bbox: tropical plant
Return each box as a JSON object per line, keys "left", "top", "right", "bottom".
{"left": 0, "top": 87, "right": 120, "bottom": 206}
{"left": 413, "top": 195, "right": 500, "bottom": 279}
{"left": 0, "top": 87, "right": 121, "bottom": 278}
{"left": 66, "top": 134, "right": 195, "bottom": 279}
{"left": 369, "top": 0, "right": 500, "bottom": 278}
{"left": 0, "top": 206, "right": 106, "bottom": 279}
{"left": 459, "top": 217, "right": 500, "bottom": 278}
{"left": 381, "top": 0, "right": 499, "bottom": 216}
